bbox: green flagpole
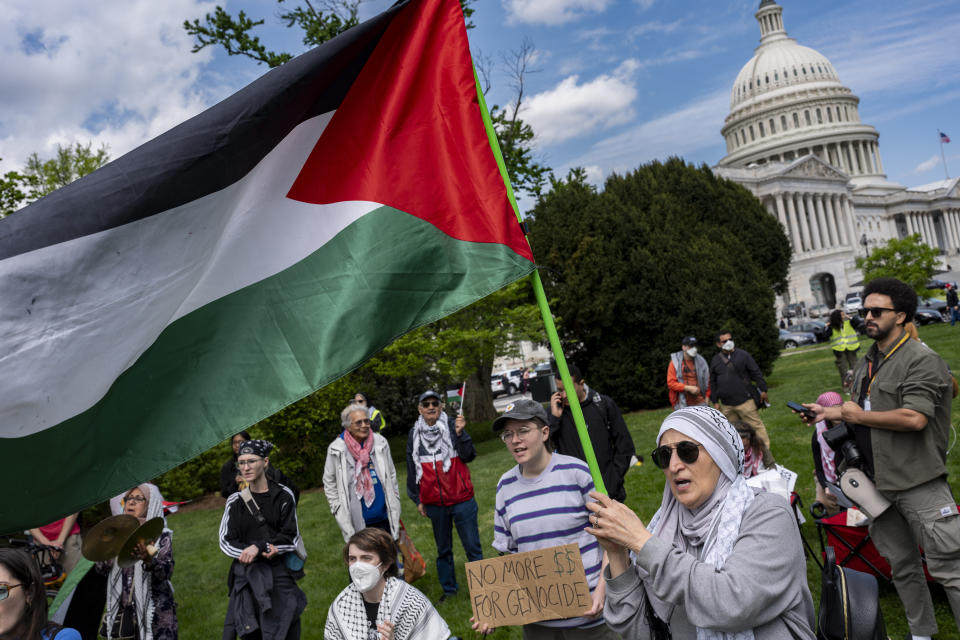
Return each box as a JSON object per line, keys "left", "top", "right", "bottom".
{"left": 472, "top": 64, "right": 608, "bottom": 496}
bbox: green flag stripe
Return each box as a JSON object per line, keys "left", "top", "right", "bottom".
{"left": 4, "top": 205, "right": 533, "bottom": 532}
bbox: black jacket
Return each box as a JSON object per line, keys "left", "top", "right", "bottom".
{"left": 548, "top": 390, "right": 636, "bottom": 502}
{"left": 709, "top": 349, "right": 767, "bottom": 406}
{"left": 220, "top": 456, "right": 300, "bottom": 503}
{"left": 219, "top": 480, "right": 302, "bottom": 584}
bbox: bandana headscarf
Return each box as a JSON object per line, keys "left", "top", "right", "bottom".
{"left": 411, "top": 411, "right": 454, "bottom": 485}
{"left": 815, "top": 391, "right": 844, "bottom": 483}
{"left": 343, "top": 430, "right": 376, "bottom": 507}
{"left": 105, "top": 484, "right": 172, "bottom": 640}
{"left": 644, "top": 406, "right": 756, "bottom": 640}
{"left": 237, "top": 439, "right": 273, "bottom": 458}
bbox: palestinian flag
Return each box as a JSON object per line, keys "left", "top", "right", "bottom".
{"left": 0, "top": 0, "right": 534, "bottom": 531}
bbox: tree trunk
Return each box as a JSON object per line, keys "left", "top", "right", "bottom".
{"left": 463, "top": 366, "right": 497, "bottom": 423}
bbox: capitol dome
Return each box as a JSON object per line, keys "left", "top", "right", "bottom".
{"left": 718, "top": 1, "right": 885, "bottom": 181}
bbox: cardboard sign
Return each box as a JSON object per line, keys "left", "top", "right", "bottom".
{"left": 466, "top": 543, "right": 592, "bottom": 627}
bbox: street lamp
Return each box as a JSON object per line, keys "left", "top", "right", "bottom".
{"left": 860, "top": 233, "right": 869, "bottom": 257}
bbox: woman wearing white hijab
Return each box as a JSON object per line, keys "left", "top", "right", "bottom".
{"left": 586, "top": 406, "right": 814, "bottom": 640}
{"left": 97, "top": 484, "right": 177, "bottom": 640}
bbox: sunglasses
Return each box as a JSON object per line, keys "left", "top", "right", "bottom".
{"left": 420, "top": 400, "right": 440, "bottom": 408}
{"left": 651, "top": 441, "right": 704, "bottom": 469}
{"left": 0, "top": 582, "right": 22, "bottom": 601}
{"left": 858, "top": 306, "right": 897, "bottom": 318}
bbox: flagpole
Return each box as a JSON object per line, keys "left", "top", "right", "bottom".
{"left": 459, "top": 380, "right": 466, "bottom": 416}
{"left": 940, "top": 130, "right": 950, "bottom": 180}
{"left": 472, "top": 64, "right": 608, "bottom": 496}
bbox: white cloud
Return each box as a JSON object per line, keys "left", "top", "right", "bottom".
{"left": 634, "top": 0, "right": 656, "bottom": 11}
{"left": 521, "top": 59, "right": 639, "bottom": 145}
{"left": 911, "top": 154, "right": 941, "bottom": 175}
{"left": 502, "top": 0, "right": 613, "bottom": 26}
{"left": 568, "top": 88, "right": 729, "bottom": 176}
{"left": 0, "top": 0, "right": 222, "bottom": 170}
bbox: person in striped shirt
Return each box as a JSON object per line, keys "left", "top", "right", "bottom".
{"left": 473, "top": 398, "right": 617, "bottom": 639}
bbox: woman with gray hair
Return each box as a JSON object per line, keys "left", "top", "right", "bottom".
{"left": 323, "top": 403, "right": 402, "bottom": 542}
{"left": 585, "top": 406, "right": 815, "bottom": 639}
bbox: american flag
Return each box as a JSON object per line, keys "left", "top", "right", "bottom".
{"left": 942, "top": 131, "right": 952, "bottom": 144}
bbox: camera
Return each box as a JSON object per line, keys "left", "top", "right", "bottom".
{"left": 819, "top": 421, "right": 891, "bottom": 519}
{"left": 820, "top": 422, "right": 864, "bottom": 471}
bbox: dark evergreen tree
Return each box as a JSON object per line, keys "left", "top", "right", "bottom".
{"left": 528, "top": 159, "right": 791, "bottom": 409}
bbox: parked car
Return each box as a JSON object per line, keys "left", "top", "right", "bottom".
{"left": 782, "top": 303, "right": 804, "bottom": 318}
{"left": 493, "top": 368, "right": 522, "bottom": 395}
{"left": 792, "top": 320, "right": 829, "bottom": 342}
{"left": 915, "top": 306, "right": 946, "bottom": 325}
{"left": 843, "top": 296, "right": 862, "bottom": 315}
{"left": 808, "top": 303, "right": 831, "bottom": 319}
{"left": 490, "top": 374, "right": 507, "bottom": 397}
{"left": 919, "top": 297, "right": 948, "bottom": 314}
{"left": 779, "top": 328, "right": 817, "bottom": 349}
{"left": 925, "top": 279, "right": 957, "bottom": 290}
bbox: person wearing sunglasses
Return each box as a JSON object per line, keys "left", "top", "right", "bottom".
{"left": 0, "top": 548, "right": 80, "bottom": 639}
{"left": 802, "top": 277, "right": 960, "bottom": 640}
{"left": 405, "top": 390, "right": 482, "bottom": 602}
{"left": 586, "top": 406, "right": 815, "bottom": 639}
{"left": 471, "top": 398, "right": 618, "bottom": 639}
{"left": 323, "top": 404, "right": 402, "bottom": 544}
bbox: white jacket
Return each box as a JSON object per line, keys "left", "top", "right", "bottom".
{"left": 322, "top": 432, "right": 401, "bottom": 542}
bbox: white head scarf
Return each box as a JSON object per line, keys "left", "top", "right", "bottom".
{"left": 104, "top": 484, "right": 171, "bottom": 640}
{"left": 644, "top": 406, "right": 756, "bottom": 640}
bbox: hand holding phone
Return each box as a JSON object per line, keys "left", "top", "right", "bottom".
{"left": 786, "top": 401, "right": 815, "bottom": 419}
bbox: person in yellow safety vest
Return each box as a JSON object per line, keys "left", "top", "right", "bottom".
{"left": 828, "top": 309, "right": 859, "bottom": 390}
{"left": 354, "top": 392, "right": 387, "bottom": 433}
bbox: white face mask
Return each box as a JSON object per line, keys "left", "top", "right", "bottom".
{"left": 722, "top": 340, "right": 735, "bottom": 352}
{"left": 349, "top": 561, "right": 383, "bottom": 593}
{"left": 685, "top": 347, "right": 698, "bottom": 358}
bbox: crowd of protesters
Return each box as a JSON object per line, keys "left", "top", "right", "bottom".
{"left": 11, "top": 278, "right": 960, "bottom": 639}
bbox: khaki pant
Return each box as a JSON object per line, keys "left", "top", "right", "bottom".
{"left": 523, "top": 622, "right": 620, "bottom": 640}
{"left": 833, "top": 349, "right": 858, "bottom": 385}
{"left": 718, "top": 399, "right": 775, "bottom": 466}
{"left": 869, "top": 476, "right": 960, "bottom": 635}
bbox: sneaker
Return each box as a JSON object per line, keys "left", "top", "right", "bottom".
{"left": 438, "top": 592, "right": 456, "bottom": 604}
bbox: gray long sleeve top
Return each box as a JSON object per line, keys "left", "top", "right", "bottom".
{"left": 604, "top": 491, "right": 815, "bottom": 640}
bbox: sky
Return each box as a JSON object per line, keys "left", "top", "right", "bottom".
{"left": 1, "top": 0, "right": 958, "bottom": 211}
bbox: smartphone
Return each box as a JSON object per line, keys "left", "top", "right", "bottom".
{"left": 786, "top": 401, "right": 815, "bottom": 418}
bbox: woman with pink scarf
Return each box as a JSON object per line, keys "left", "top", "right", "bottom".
{"left": 323, "top": 403, "right": 402, "bottom": 542}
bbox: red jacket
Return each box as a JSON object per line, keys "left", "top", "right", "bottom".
{"left": 406, "top": 420, "right": 476, "bottom": 506}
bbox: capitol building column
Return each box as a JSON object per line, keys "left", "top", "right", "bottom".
{"left": 786, "top": 193, "right": 806, "bottom": 252}
{"left": 814, "top": 195, "right": 831, "bottom": 246}
{"left": 827, "top": 195, "right": 847, "bottom": 245}
{"left": 804, "top": 193, "right": 822, "bottom": 250}
{"left": 823, "top": 195, "right": 840, "bottom": 247}
{"left": 775, "top": 193, "right": 801, "bottom": 250}
{"left": 841, "top": 198, "right": 857, "bottom": 249}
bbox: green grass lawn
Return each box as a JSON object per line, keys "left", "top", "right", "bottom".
{"left": 167, "top": 323, "right": 960, "bottom": 639}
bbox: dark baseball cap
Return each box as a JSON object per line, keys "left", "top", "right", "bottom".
{"left": 418, "top": 390, "right": 441, "bottom": 403}
{"left": 492, "top": 398, "right": 549, "bottom": 431}
{"left": 682, "top": 336, "right": 698, "bottom": 347}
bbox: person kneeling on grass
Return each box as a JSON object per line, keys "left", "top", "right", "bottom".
{"left": 472, "top": 398, "right": 617, "bottom": 640}
{"left": 325, "top": 528, "right": 452, "bottom": 640}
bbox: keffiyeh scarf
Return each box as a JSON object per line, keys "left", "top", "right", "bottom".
{"left": 410, "top": 412, "right": 454, "bottom": 485}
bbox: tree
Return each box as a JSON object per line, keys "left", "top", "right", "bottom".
{"left": 185, "top": 0, "right": 476, "bottom": 68}
{"left": 0, "top": 143, "right": 109, "bottom": 218}
{"left": 528, "top": 158, "right": 792, "bottom": 410}
{"left": 856, "top": 233, "right": 939, "bottom": 296}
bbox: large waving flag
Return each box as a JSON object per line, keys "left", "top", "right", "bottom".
{"left": 0, "top": 0, "right": 534, "bottom": 531}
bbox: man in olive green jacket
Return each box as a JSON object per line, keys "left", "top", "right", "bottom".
{"left": 807, "top": 277, "right": 960, "bottom": 639}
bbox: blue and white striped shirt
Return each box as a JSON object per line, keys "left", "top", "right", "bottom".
{"left": 493, "top": 453, "right": 602, "bottom": 629}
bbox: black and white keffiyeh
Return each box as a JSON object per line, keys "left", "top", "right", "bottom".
{"left": 410, "top": 412, "right": 455, "bottom": 485}
{"left": 324, "top": 577, "right": 450, "bottom": 639}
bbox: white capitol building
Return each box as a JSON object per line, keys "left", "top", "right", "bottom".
{"left": 713, "top": 0, "right": 960, "bottom": 309}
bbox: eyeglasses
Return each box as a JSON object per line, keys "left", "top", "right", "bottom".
{"left": 351, "top": 418, "right": 372, "bottom": 427}
{"left": 124, "top": 495, "right": 147, "bottom": 504}
{"left": 237, "top": 458, "right": 264, "bottom": 467}
{"left": 420, "top": 400, "right": 440, "bottom": 408}
{"left": 499, "top": 426, "right": 538, "bottom": 442}
{"left": 0, "top": 582, "right": 22, "bottom": 601}
{"left": 651, "top": 441, "right": 705, "bottom": 469}
{"left": 858, "top": 307, "right": 897, "bottom": 318}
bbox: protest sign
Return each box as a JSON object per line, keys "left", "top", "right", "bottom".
{"left": 466, "top": 543, "right": 592, "bottom": 627}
